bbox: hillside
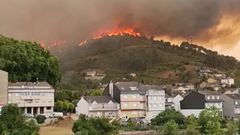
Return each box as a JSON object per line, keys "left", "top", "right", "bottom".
{"left": 52, "top": 35, "right": 240, "bottom": 89}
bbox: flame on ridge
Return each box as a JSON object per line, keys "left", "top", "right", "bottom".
{"left": 79, "top": 27, "right": 142, "bottom": 46}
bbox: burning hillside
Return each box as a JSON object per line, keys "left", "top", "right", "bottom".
{"left": 79, "top": 27, "right": 142, "bottom": 46}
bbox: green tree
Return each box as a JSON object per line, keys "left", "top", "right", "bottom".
{"left": 0, "top": 35, "right": 61, "bottom": 86}
{"left": 185, "top": 115, "right": 200, "bottom": 135}
{"left": 36, "top": 115, "right": 46, "bottom": 124}
{"left": 89, "top": 89, "right": 103, "bottom": 96}
{"left": 62, "top": 100, "right": 70, "bottom": 113}
{"left": 225, "top": 120, "right": 238, "bottom": 135}
{"left": 55, "top": 100, "right": 64, "bottom": 111}
{"left": 159, "top": 120, "right": 179, "bottom": 135}
{"left": 72, "top": 115, "right": 118, "bottom": 135}
{"left": 68, "top": 103, "right": 75, "bottom": 113}
{"left": 0, "top": 104, "right": 39, "bottom": 135}
{"left": 151, "top": 108, "right": 185, "bottom": 126}
{"left": 199, "top": 107, "right": 222, "bottom": 135}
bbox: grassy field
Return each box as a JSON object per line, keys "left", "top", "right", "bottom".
{"left": 39, "top": 118, "right": 74, "bottom": 135}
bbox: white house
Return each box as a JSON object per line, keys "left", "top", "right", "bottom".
{"left": 76, "top": 96, "right": 119, "bottom": 118}
{"left": 181, "top": 91, "right": 223, "bottom": 117}
{"left": 172, "top": 95, "right": 183, "bottom": 111}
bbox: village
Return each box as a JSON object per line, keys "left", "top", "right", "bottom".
{"left": 1, "top": 65, "right": 240, "bottom": 134}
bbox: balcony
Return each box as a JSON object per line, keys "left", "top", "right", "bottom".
{"left": 89, "top": 104, "right": 119, "bottom": 111}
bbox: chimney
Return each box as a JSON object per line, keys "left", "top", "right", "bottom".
{"left": 109, "top": 80, "right": 114, "bottom": 97}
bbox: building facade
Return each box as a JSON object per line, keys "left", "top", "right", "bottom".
{"left": 76, "top": 96, "right": 119, "bottom": 118}
{"left": 104, "top": 81, "right": 165, "bottom": 119}
{"left": 0, "top": 70, "right": 8, "bottom": 111}
{"left": 180, "top": 91, "right": 223, "bottom": 117}
{"left": 8, "top": 82, "right": 54, "bottom": 115}
{"left": 223, "top": 94, "right": 240, "bottom": 119}
{"left": 146, "top": 88, "right": 165, "bottom": 121}
{"left": 172, "top": 95, "right": 183, "bottom": 111}
{"left": 221, "top": 78, "right": 235, "bottom": 86}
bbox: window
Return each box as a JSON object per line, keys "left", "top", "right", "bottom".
{"left": 153, "top": 104, "right": 157, "bottom": 108}
{"left": 133, "top": 103, "right": 137, "bottom": 107}
{"left": 236, "top": 101, "right": 238, "bottom": 105}
{"left": 46, "top": 107, "right": 51, "bottom": 110}
{"left": 217, "top": 96, "right": 220, "bottom": 99}
{"left": 212, "top": 96, "right": 215, "bottom": 100}
{"left": 15, "top": 93, "right": 19, "bottom": 96}
{"left": 207, "top": 96, "right": 210, "bottom": 99}
{"left": 40, "top": 107, "right": 44, "bottom": 114}
{"left": 124, "top": 103, "right": 128, "bottom": 107}
{"left": 153, "top": 96, "right": 157, "bottom": 100}
{"left": 149, "top": 104, "right": 152, "bottom": 108}
{"left": 159, "top": 97, "right": 162, "bottom": 100}
{"left": 27, "top": 107, "right": 31, "bottom": 114}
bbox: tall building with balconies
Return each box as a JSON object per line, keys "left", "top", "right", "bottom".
{"left": 145, "top": 86, "right": 165, "bottom": 121}
{"left": 103, "top": 81, "right": 166, "bottom": 119}
{"left": 8, "top": 82, "right": 54, "bottom": 115}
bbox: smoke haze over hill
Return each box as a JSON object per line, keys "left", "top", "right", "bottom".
{"left": 1, "top": 0, "right": 240, "bottom": 59}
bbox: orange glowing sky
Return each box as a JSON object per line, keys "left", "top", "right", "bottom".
{"left": 155, "top": 15, "right": 240, "bottom": 60}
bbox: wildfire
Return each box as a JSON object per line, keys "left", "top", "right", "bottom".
{"left": 39, "top": 40, "right": 67, "bottom": 49}
{"left": 79, "top": 27, "right": 142, "bottom": 46}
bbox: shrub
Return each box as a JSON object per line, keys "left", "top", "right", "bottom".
{"left": 36, "top": 115, "right": 46, "bottom": 124}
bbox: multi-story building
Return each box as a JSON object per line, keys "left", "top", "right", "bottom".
{"left": 0, "top": 70, "right": 8, "bottom": 111}
{"left": 8, "top": 82, "right": 54, "bottom": 115}
{"left": 104, "top": 81, "right": 165, "bottom": 119}
{"left": 180, "top": 91, "right": 223, "bottom": 117}
{"left": 75, "top": 96, "right": 119, "bottom": 118}
{"left": 223, "top": 94, "right": 240, "bottom": 119}
{"left": 145, "top": 86, "right": 165, "bottom": 121}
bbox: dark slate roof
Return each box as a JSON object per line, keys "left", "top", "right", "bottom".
{"left": 85, "top": 96, "right": 117, "bottom": 103}
{"left": 181, "top": 91, "right": 205, "bottom": 109}
{"left": 226, "top": 94, "right": 240, "bottom": 100}
{"left": 114, "top": 82, "right": 163, "bottom": 94}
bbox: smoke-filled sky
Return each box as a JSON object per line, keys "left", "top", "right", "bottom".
{"left": 0, "top": 0, "right": 240, "bottom": 59}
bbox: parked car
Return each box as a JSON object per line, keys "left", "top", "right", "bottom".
{"left": 52, "top": 112, "right": 63, "bottom": 118}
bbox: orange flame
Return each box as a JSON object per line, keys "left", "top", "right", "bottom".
{"left": 79, "top": 27, "right": 141, "bottom": 46}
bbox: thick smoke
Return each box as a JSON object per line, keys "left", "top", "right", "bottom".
{"left": 0, "top": 0, "right": 240, "bottom": 47}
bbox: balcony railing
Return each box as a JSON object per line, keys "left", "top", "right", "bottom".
{"left": 89, "top": 104, "right": 119, "bottom": 111}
